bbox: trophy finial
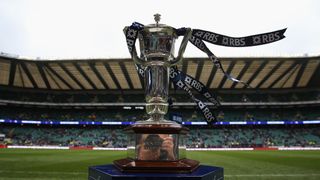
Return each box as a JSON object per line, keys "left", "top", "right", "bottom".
{"left": 154, "top": 13, "right": 161, "bottom": 26}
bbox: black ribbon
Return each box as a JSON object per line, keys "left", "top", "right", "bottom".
{"left": 135, "top": 64, "right": 218, "bottom": 123}
{"left": 192, "top": 28, "right": 286, "bottom": 47}
{"left": 125, "top": 22, "right": 144, "bottom": 56}
{"left": 125, "top": 22, "right": 287, "bottom": 124}
{"left": 188, "top": 33, "right": 253, "bottom": 88}
{"left": 169, "top": 67, "right": 220, "bottom": 106}
{"left": 169, "top": 66, "right": 217, "bottom": 123}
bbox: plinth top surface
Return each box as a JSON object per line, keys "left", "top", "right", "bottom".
{"left": 125, "top": 123, "right": 189, "bottom": 134}
{"left": 90, "top": 164, "right": 223, "bottom": 177}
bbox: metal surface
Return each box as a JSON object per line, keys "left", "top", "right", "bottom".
{"left": 126, "top": 14, "right": 191, "bottom": 123}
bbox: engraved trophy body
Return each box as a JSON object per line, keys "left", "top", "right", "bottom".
{"left": 134, "top": 14, "right": 190, "bottom": 124}
{"left": 138, "top": 20, "right": 174, "bottom": 124}
{"left": 113, "top": 14, "right": 199, "bottom": 173}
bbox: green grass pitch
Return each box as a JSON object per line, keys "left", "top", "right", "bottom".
{"left": 0, "top": 149, "right": 319, "bottom": 180}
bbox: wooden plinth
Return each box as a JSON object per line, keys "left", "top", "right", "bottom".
{"left": 113, "top": 158, "right": 199, "bottom": 173}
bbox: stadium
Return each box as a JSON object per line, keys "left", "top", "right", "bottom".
{"left": 0, "top": 53, "right": 320, "bottom": 179}
{"left": 1, "top": 1, "right": 320, "bottom": 179}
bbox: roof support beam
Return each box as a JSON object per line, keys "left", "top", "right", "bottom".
{"left": 218, "top": 61, "right": 236, "bottom": 89}
{"left": 119, "top": 62, "right": 134, "bottom": 89}
{"left": 307, "top": 64, "right": 320, "bottom": 88}
{"left": 17, "top": 65, "right": 25, "bottom": 87}
{"left": 195, "top": 60, "right": 204, "bottom": 80}
{"left": 182, "top": 60, "right": 188, "bottom": 73}
{"left": 103, "top": 62, "right": 122, "bottom": 90}
{"left": 244, "top": 60, "right": 268, "bottom": 88}
{"left": 20, "top": 61, "right": 38, "bottom": 88}
{"left": 8, "top": 60, "right": 17, "bottom": 87}
{"left": 230, "top": 61, "right": 251, "bottom": 89}
{"left": 256, "top": 60, "right": 284, "bottom": 88}
{"left": 206, "top": 66, "right": 217, "bottom": 88}
{"left": 308, "top": 61, "right": 320, "bottom": 88}
{"left": 36, "top": 62, "right": 51, "bottom": 89}
{"left": 89, "top": 62, "right": 109, "bottom": 89}
{"left": 59, "top": 63, "right": 85, "bottom": 89}
{"left": 292, "top": 62, "right": 307, "bottom": 88}
{"left": 44, "top": 63, "right": 73, "bottom": 90}
{"left": 268, "top": 62, "right": 299, "bottom": 88}
{"left": 73, "top": 62, "right": 97, "bottom": 90}
{"left": 44, "top": 68, "right": 62, "bottom": 89}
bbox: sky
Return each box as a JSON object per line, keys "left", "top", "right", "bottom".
{"left": 0, "top": 0, "right": 319, "bottom": 59}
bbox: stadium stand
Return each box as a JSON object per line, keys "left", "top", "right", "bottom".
{"left": 187, "top": 126, "right": 320, "bottom": 148}
{"left": 1, "top": 105, "right": 320, "bottom": 122}
{"left": 0, "top": 89, "right": 319, "bottom": 103}
{"left": 1, "top": 124, "right": 319, "bottom": 148}
{"left": 0, "top": 125, "right": 127, "bottom": 147}
{"left": 0, "top": 54, "right": 319, "bottom": 149}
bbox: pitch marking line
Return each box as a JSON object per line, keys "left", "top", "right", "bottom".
{"left": 0, "top": 171, "right": 86, "bottom": 175}
{"left": 1, "top": 171, "right": 320, "bottom": 177}
{"left": 225, "top": 174, "right": 320, "bottom": 177}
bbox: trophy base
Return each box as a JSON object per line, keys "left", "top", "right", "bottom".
{"left": 125, "top": 121, "right": 187, "bottom": 134}
{"left": 135, "top": 118, "right": 178, "bottom": 125}
{"left": 89, "top": 164, "right": 224, "bottom": 180}
{"left": 114, "top": 122, "right": 199, "bottom": 173}
{"left": 113, "top": 158, "right": 199, "bottom": 173}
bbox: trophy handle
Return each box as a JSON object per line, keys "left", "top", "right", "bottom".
{"left": 132, "top": 46, "right": 146, "bottom": 66}
{"left": 123, "top": 27, "right": 146, "bottom": 66}
{"left": 169, "top": 28, "right": 192, "bottom": 66}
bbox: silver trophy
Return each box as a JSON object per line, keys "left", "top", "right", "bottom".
{"left": 125, "top": 14, "right": 191, "bottom": 124}
{"left": 114, "top": 14, "right": 199, "bottom": 173}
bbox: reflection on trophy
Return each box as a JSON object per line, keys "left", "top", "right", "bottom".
{"left": 113, "top": 14, "right": 199, "bottom": 173}
{"left": 132, "top": 13, "right": 191, "bottom": 124}
{"left": 137, "top": 134, "right": 175, "bottom": 161}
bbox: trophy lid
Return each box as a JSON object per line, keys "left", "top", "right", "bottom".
{"left": 142, "top": 14, "right": 177, "bottom": 36}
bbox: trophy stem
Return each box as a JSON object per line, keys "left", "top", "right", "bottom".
{"left": 144, "top": 65, "right": 169, "bottom": 122}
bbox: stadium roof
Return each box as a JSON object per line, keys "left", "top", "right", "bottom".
{"left": 0, "top": 55, "right": 319, "bottom": 91}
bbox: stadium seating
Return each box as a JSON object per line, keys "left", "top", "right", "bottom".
{"left": 0, "top": 125, "right": 127, "bottom": 147}
{"left": 0, "top": 89, "right": 319, "bottom": 103}
{"left": 1, "top": 88, "right": 319, "bottom": 149}
{"left": 1, "top": 125, "right": 319, "bottom": 148}
{"left": 1, "top": 105, "right": 320, "bottom": 122}
{"left": 187, "top": 126, "right": 320, "bottom": 148}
